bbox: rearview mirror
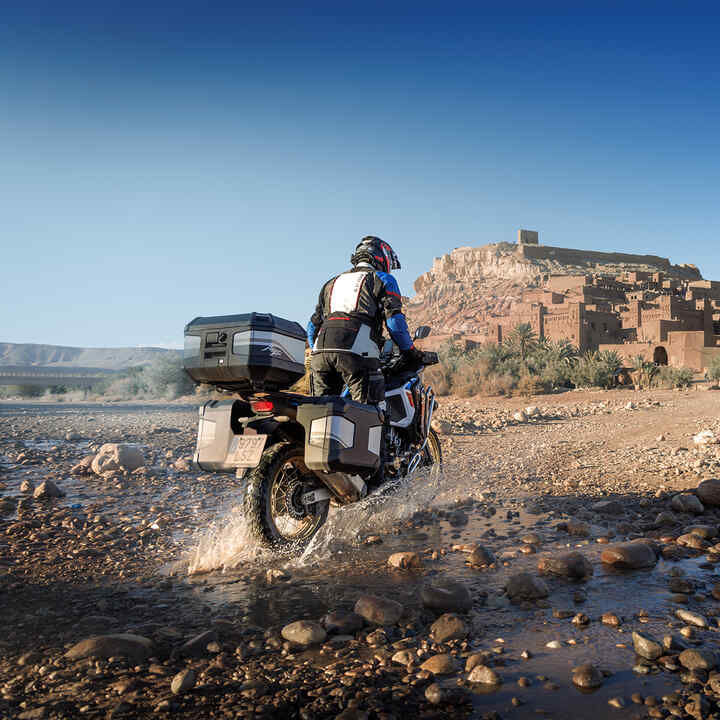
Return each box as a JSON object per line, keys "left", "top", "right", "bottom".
{"left": 414, "top": 325, "right": 431, "bottom": 340}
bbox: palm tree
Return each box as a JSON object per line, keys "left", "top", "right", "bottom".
{"left": 506, "top": 323, "right": 538, "bottom": 362}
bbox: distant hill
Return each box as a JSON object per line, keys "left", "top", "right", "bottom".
{"left": 0, "top": 343, "right": 179, "bottom": 370}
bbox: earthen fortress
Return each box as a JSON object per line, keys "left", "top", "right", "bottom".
{"left": 408, "top": 231, "right": 720, "bottom": 370}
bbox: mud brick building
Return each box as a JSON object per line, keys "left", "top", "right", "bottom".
{"left": 409, "top": 231, "right": 720, "bottom": 371}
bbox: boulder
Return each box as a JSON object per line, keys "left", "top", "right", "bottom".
{"left": 65, "top": 634, "right": 154, "bottom": 662}
{"left": 537, "top": 551, "right": 593, "bottom": 580}
{"left": 281, "top": 620, "right": 327, "bottom": 646}
{"left": 671, "top": 493, "right": 705, "bottom": 515}
{"left": 354, "top": 595, "right": 403, "bottom": 625}
{"left": 600, "top": 541, "right": 657, "bottom": 569}
{"left": 467, "top": 665, "right": 502, "bottom": 685}
{"left": 632, "top": 631, "right": 662, "bottom": 660}
{"left": 387, "top": 552, "right": 422, "bottom": 570}
{"left": 679, "top": 648, "right": 717, "bottom": 671}
{"left": 33, "top": 480, "right": 65, "bottom": 499}
{"left": 171, "top": 668, "right": 196, "bottom": 695}
{"left": 71, "top": 455, "right": 96, "bottom": 475}
{"left": 420, "top": 653, "right": 456, "bottom": 675}
{"left": 572, "top": 663, "right": 603, "bottom": 689}
{"left": 675, "top": 609, "right": 708, "bottom": 628}
{"left": 421, "top": 579, "right": 473, "bottom": 614}
{"left": 321, "top": 611, "right": 364, "bottom": 635}
{"left": 697, "top": 479, "right": 720, "bottom": 507}
{"left": 91, "top": 444, "right": 145, "bottom": 474}
{"left": 430, "top": 613, "right": 468, "bottom": 643}
{"left": 467, "top": 545, "right": 495, "bottom": 567}
{"left": 505, "top": 573, "right": 549, "bottom": 602}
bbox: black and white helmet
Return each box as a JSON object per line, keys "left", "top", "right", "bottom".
{"left": 351, "top": 236, "right": 401, "bottom": 273}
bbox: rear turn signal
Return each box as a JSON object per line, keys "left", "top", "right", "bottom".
{"left": 251, "top": 400, "right": 275, "bottom": 413}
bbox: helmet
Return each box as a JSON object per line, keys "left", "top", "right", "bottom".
{"left": 351, "top": 236, "right": 401, "bottom": 273}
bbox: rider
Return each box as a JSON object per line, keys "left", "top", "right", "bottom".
{"left": 306, "top": 236, "right": 422, "bottom": 406}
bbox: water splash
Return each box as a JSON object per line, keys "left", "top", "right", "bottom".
{"left": 185, "top": 465, "right": 446, "bottom": 575}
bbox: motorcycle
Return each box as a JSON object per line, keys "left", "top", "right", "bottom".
{"left": 186, "top": 320, "right": 441, "bottom": 550}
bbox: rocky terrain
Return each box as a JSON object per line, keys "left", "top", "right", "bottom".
{"left": 2, "top": 389, "right": 720, "bottom": 719}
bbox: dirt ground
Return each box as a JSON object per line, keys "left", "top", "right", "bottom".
{"left": 1, "top": 388, "right": 720, "bottom": 720}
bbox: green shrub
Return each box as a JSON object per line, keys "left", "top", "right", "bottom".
{"left": 571, "top": 350, "right": 621, "bottom": 389}
{"left": 654, "top": 366, "right": 694, "bottom": 389}
{"left": 708, "top": 356, "right": 720, "bottom": 383}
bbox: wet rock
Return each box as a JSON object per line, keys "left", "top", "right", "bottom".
{"left": 685, "top": 693, "right": 710, "bottom": 720}
{"left": 632, "top": 631, "right": 663, "bottom": 660}
{"left": 675, "top": 609, "right": 708, "bottom": 628}
{"left": 387, "top": 551, "right": 422, "bottom": 570}
{"left": 655, "top": 511, "right": 677, "bottom": 527}
{"left": 468, "top": 665, "right": 502, "bottom": 685}
{"left": 466, "top": 652, "right": 490, "bottom": 672}
{"left": 391, "top": 650, "right": 415, "bottom": 666}
{"left": 19, "top": 479, "right": 34, "bottom": 493}
{"left": 171, "top": 668, "right": 196, "bottom": 695}
{"left": 71, "top": 454, "right": 96, "bottom": 475}
{"left": 420, "top": 653, "right": 456, "bottom": 675}
{"left": 679, "top": 648, "right": 717, "bottom": 671}
{"left": 670, "top": 493, "right": 704, "bottom": 515}
{"left": 468, "top": 545, "right": 495, "bottom": 567}
{"left": 602, "top": 612, "right": 621, "bottom": 627}
{"left": 421, "top": 578, "right": 473, "bottom": 613}
{"left": 354, "top": 594, "right": 403, "bottom": 625}
{"left": 592, "top": 500, "right": 624, "bottom": 515}
{"left": 281, "top": 620, "right": 327, "bottom": 646}
{"left": 537, "top": 551, "right": 593, "bottom": 580}
{"left": 697, "top": 479, "right": 720, "bottom": 507}
{"left": 506, "top": 573, "right": 549, "bottom": 602}
{"left": 65, "top": 431, "right": 83, "bottom": 441}
{"left": 430, "top": 613, "right": 468, "bottom": 643}
{"left": 91, "top": 443, "right": 145, "bottom": 474}
{"left": 266, "top": 568, "right": 291, "bottom": 584}
{"left": 321, "top": 611, "right": 364, "bottom": 635}
{"left": 572, "top": 663, "right": 603, "bottom": 689}
{"left": 65, "top": 634, "right": 154, "bottom": 662}
{"left": 601, "top": 541, "right": 657, "bottom": 569}
{"left": 559, "top": 519, "right": 591, "bottom": 537}
{"left": 177, "top": 629, "right": 217, "bottom": 658}
{"left": 608, "top": 697, "right": 626, "bottom": 709}
{"left": 33, "top": 480, "right": 65, "bottom": 499}
{"left": 685, "top": 524, "right": 717, "bottom": 539}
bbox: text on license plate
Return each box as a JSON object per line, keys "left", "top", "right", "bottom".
{"left": 228, "top": 434, "right": 267, "bottom": 467}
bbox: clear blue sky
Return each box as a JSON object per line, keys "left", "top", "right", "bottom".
{"left": 2, "top": 0, "right": 719, "bottom": 347}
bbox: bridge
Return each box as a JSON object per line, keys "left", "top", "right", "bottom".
{"left": 0, "top": 365, "right": 121, "bottom": 388}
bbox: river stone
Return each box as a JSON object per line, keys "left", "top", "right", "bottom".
{"left": 71, "top": 455, "right": 96, "bottom": 475}
{"left": 537, "top": 551, "right": 593, "bottom": 580}
{"left": 177, "top": 630, "right": 217, "bottom": 658}
{"left": 697, "top": 479, "right": 720, "bottom": 506}
{"left": 321, "top": 611, "right": 364, "bottom": 635}
{"left": 354, "top": 594, "right": 403, "bottom": 625}
{"left": 281, "top": 620, "right": 327, "bottom": 646}
{"left": 670, "top": 493, "right": 705, "bottom": 515}
{"left": 679, "top": 648, "right": 717, "bottom": 671}
{"left": 592, "top": 500, "right": 624, "bottom": 516}
{"left": 468, "top": 545, "right": 495, "bottom": 566}
{"left": 391, "top": 650, "right": 415, "bottom": 666}
{"left": 675, "top": 609, "right": 708, "bottom": 628}
{"left": 430, "top": 613, "right": 468, "bottom": 643}
{"left": 420, "top": 653, "right": 456, "bottom": 675}
{"left": 33, "top": 480, "right": 65, "bottom": 499}
{"left": 506, "top": 573, "right": 549, "bottom": 602}
{"left": 91, "top": 443, "right": 145, "bottom": 474}
{"left": 632, "top": 631, "right": 663, "bottom": 660}
{"left": 601, "top": 541, "right": 657, "bottom": 569}
{"left": 468, "top": 665, "right": 502, "bottom": 685}
{"left": 572, "top": 663, "right": 603, "bottom": 688}
{"left": 685, "top": 524, "right": 718, "bottom": 539}
{"left": 65, "top": 634, "right": 154, "bottom": 662}
{"left": 421, "top": 579, "right": 473, "bottom": 613}
{"left": 171, "top": 668, "right": 196, "bottom": 695}
{"left": 387, "top": 552, "right": 422, "bottom": 569}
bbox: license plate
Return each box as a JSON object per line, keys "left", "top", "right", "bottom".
{"left": 227, "top": 434, "right": 267, "bottom": 468}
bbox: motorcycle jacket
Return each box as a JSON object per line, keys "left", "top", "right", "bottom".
{"left": 307, "top": 262, "right": 414, "bottom": 358}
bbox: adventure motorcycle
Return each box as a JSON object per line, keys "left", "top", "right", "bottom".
{"left": 183, "top": 313, "right": 441, "bottom": 549}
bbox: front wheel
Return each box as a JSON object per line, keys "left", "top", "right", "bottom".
{"left": 244, "top": 442, "right": 330, "bottom": 550}
{"left": 422, "top": 428, "right": 443, "bottom": 468}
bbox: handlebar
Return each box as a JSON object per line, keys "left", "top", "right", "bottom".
{"left": 382, "top": 351, "right": 439, "bottom": 375}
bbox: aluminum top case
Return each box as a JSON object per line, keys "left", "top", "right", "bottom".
{"left": 183, "top": 312, "right": 306, "bottom": 392}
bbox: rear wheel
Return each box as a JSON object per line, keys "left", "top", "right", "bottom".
{"left": 244, "top": 442, "right": 330, "bottom": 550}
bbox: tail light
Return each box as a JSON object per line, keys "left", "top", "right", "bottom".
{"left": 251, "top": 400, "right": 275, "bottom": 414}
